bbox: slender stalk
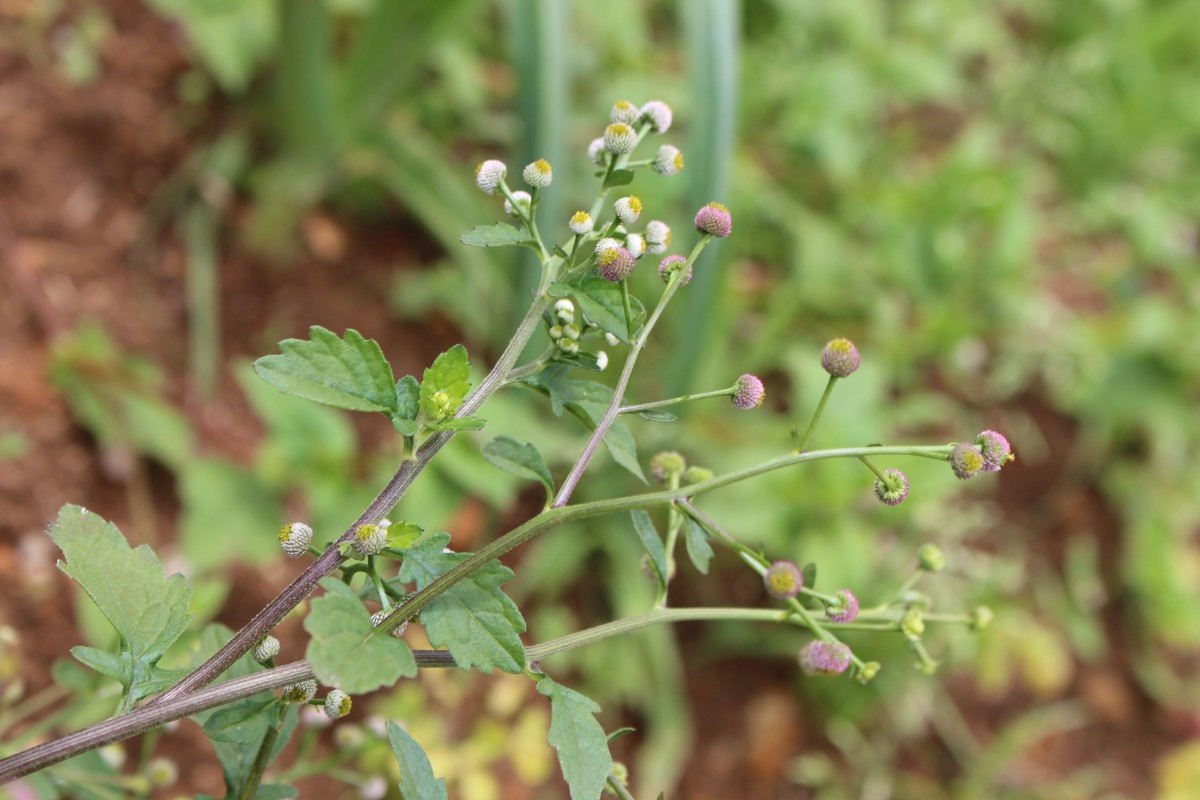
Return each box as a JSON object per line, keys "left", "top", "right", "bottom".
{"left": 606, "top": 775, "right": 636, "bottom": 800}
{"left": 237, "top": 706, "right": 282, "bottom": 800}
{"left": 857, "top": 455, "right": 888, "bottom": 482}
{"left": 795, "top": 375, "right": 838, "bottom": 452}
{"left": 619, "top": 386, "right": 734, "bottom": 415}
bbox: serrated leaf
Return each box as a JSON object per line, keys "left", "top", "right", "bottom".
{"left": 573, "top": 401, "right": 647, "bottom": 483}
{"left": 481, "top": 437, "right": 554, "bottom": 503}
{"left": 386, "top": 522, "right": 423, "bottom": 550}
{"left": 537, "top": 676, "right": 612, "bottom": 800}
{"left": 305, "top": 578, "right": 417, "bottom": 693}
{"left": 602, "top": 168, "right": 634, "bottom": 189}
{"left": 550, "top": 277, "right": 644, "bottom": 344}
{"left": 630, "top": 511, "right": 668, "bottom": 589}
{"left": 683, "top": 517, "right": 713, "bottom": 575}
{"left": 253, "top": 326, "right": 397, "bottom": 413}
{"left": 426, "top": 415, "right": 486, "bottom": 432}
{"left": 50, "top": 505, "right": 191, "bottom": 710}
{"left": 419, "top": 345, "right": 471, "bottom": 423}
{"left": 395, "top": 375, "right": 420, "bottom": 420}
{"left": 460, "top": 222, "right": 535, "bottom": 247}
{"left": 520, "top": 365, "right": 612, "bottom": 417}
{"left": 635, "top": 409, "right": 677, "bottom": 423}
{"left": 388, "top": 721, "right": 448, "bottom": 800}
{"left": 397, "top": 533, "right": 526, "bottom": 673}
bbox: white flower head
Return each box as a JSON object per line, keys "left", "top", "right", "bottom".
{"left": 596, "top": 351, "right": 609, "bottom": 371}
{"left": 351, "top": 523, "right": 388, "bottom": 558}
{"left": 614, "top": 195, "right": 642, "bottom": 226}
{"left": 605, "top": 331, "right": 620, "bottom": 347}
{"left": 558, "top": 338, "right": 579, "bottom": 355}
{"left": 644, "top": 220, "right": 671, "bottom": 254}
{"left": 640, "top": 100, "right": 673, "bottom": 133}
{"left": 653, "top": 144, "right": 683, "bottom": 176}
{"left": 587, "top": 137, "right": 607, "bottom": 166}
{"left": 611, "top": 99, "right": 640, "bottom": 125}
{"left": 595, "top": 237, "right": 621, "bottom": 256}
{"left": 278, "top": 522, "right": 313, "bottom": 558}
{"left": 370, "top": 609, "right": 409, "bottom": 639}
{"left": 474, "top": 159, "right": 506, "bottom": 194}
{"left": 624, "top": 233, "right": 646, "bottom": 258}
{"left": 504, "top": 191, "right": 532, "bottom": 217}
{"left": 522, "top": 159, "right": 553, "bottom": 189}
{"left": 324, "top": 689, "right": 353, "bottom": 720}
{"left": 554, "top": 298, "right": 575, "bottom": 324}
{"left": 252, "top": 635, "right": 280, "bottom": 664}
{"left": 604, "top": 123, "right": 637, "bottom": 155}
{"left": 568, "top": 210, "right": 594, "bottom": 235}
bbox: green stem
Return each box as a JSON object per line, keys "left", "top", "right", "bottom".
{"left": 857, "top": 455, "right": 888, "bottom": 483}
{"left": 620, "top": 279, "right": 634, "bottom": 341}
{"left": 606, "top": 774, "right": 637, "bottom": 800}
{"left": 237, "top": 705, "right": 283, "bottom": 800}
{"left": 795, "top": 375, "right": 839, "bottom": 452}
{"left": 368, "top": 556, "right": 389, "bottom": 610}
{"left": 504, "top": 347, "right": 556, "bottom": 383}
{"left": 619, "top": 386, "right": 735, "bottom": 415}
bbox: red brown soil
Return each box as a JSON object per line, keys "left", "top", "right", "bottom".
{"left": 0, "top": 3, "right": 1185, "bottom": 799}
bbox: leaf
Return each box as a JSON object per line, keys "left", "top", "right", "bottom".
{"left": 537, "top": 676, "right": 612, "bottom": 800}
{"left": 801, "top": 563, "right": 821, "bottom": 609}
{"left": 554, "top": 351, "right": 606, "bottom": 373}
{"left": 393, "top": 417, "right": 419, "bottom": 436}
{"left": 550, "top": 276, "right": 644, "bottom": 344}
{"left": 572, "top": 402, "right": 647, "bottom": 483}
{"left": 520, "top": 365, "right": 612, "bottom": 417}
{"left": 305, "top": 578, "right": 417, "bottom": 693}
{"left": 683, "top": 517, "right": 714, "bottom": 575}
{"left": 460, "top": 222, "right": 534, "bottom": 248}
{"left": 385, "top": 522, "right": 423, "bottom": 550}
{"left": 419, "top": 345, "right": 471, "bottom": 423}
{"left": 253, "top": 326, "right": 397, "bottom": 413}
{"left": 635, "top": 409, "right": 677, "bottom": 423}
{"left": 631, "top": 510, "right": 668, "bottom": 589}
{"left": 481, "top": 437, "right": 555, "bottom": 503}
{"left": 203, "top": 698, "right": 300, "bottom": 798}
{"left": 395, "top": 375, "right": 420, "bottom": 420}
{"left": 602, "top": 168, "right": 634, "bottom": 189}
{"left": 397, "top": 533, "right": 526, "bottom": 673}
{"left": 388, "top": 721, "right": 448, "bottom": 800}
{"left": 50, "top": 506, "right": 192, "bottom": 709}
{"left": 607, "top": 727, "right": 637, "bottom": 743}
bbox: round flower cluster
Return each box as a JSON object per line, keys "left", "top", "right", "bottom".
{"left": 644, "top": 220, "right": 671, "bottom": 254}
{"left": 351, "top": 523, "right": 388, "bottom": 557}
{"left": 504, "top": 191, "right": 531, "bottom": 218}
{"left": 611, "top": 99, "right": 640, "bottom": 124}
{"left": 825, "top": 589, "right": 859, "bottom": 623}
{"left": 763, "top": 560, "right": 803, "bottom": 600}
{"left": 873, "top": 469, "right": 910, "bottom": 506}
{"left": 371, "top": 608, "right": 410, "bottom": 639}
{"left": 568, "top": 210, "right": 594, "bottom": 235}
{"left": 732, "top": 373, "right": 765, "bottom": 410}
{"left": 281, "top": 680, "right": 318, "bottom": 704}
{"left": 474, "top": 159, "right": 506, "bottom": 195}
{"left": 694, "top": 202, "right": 732, "bottom": 238}
{"left": 252, "top": 635, "right": 280, "bottom": 664}
{"left": 799, "top": 641, "right": 852, "bottom": 676}
{"left": 279, "top": 522, "right": 313, "bottom": 558}
{"left": 949, "top": 442, "right": 985, "bottom": 480}
{"left": 522, "top": 159, "right": 553, "bottom": 189}
{"left": 976, "top": 429, "right": 1013, "bottom": 472}
{"left": 597, "top": 246, "right": 636, "bottom": 282}
{"left": 658, "top": 254, "right": 692, "bottom": 286}
{"left": 649, "top": 451, "right": 686, "bottom": 483}
{"left": 653, "top": 144, "right": 683, "bottom": 176}
{"left": 324, "top": 689, "right": 353, "bottom": 720}
{"left": 821, "top": 338, "right": 860, "bottom": 378}
{"left": 614, "top": 196, "right": 642, "bottom": 225}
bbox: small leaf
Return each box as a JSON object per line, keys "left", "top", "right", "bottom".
{"left": 397, "top": 533, "right": 526, "bottom": 673}
{"left": 395, "top": 375, "right": 420, "bottom": 420}
{"left": 635, "top": 409, "right": 677, "bottom": 423}
{"left": 460, "top": 222, "right": 534, "bottom": 248}
{"left": 50, "top": 506, "right": 192, "bottom": 707}
{"left": 387, "top": 721, "right": 447, "bottom": 800}
{"left": 801, "top": 562, "right": 821, "bottom": 609}
{"left": 606, "top": 727, "right": 637, "bottom": 743}
{"left": 385, "top": 522, "right": 423, "bottom": 550}
{"left": 602, "top": 168, "right": 634, "bottom": 189}
{"left": 70, "top": 646, "right": 130, "bottom": 685}
{"left": 419, "top": 345, "right": 471, "bottom": 423}
{"left": 482, "top": 437, "right": 555, "bottom": 502}
{"left": 520, "top": 365, "right": 612, "bottom": 417}
{"left": 630, "top": 510, "right": 667, "bottom": 588}
{"left": 683, "top": 517, "right": 713, "bottom": 575}
{"left": 253, "top": 326, "right": 397, "bottom": 413}
{"left": 305, "top": 578, "right": 417, "bottom": 693}
{"left": 538, "top": 676, "right": 612, "bottom": 800}
{"left": 552, "top": 244, "right": 570, "bottom": 259}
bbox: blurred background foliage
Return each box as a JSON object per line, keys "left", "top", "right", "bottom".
{"left": 5, "top": 0, "right": 1200, "bottom": 797}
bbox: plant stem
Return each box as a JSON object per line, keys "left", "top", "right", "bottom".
{"left": 619, "top": 386, "right": 734, "bottom": 415}
{"left": 795, "top": 375, "right": 838, "bottom": 452}
{"left": 237, "top": 705, "right": 282, "bottom": 800}
{"left": 857, "top": 455, "right": 888, "bottom": 482}
{"left": 606, "top": 774, "right": 636, "bottom": 800}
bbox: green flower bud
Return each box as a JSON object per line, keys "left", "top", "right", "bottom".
{"left": 969, "top": 605, "right": 994, "bottom": 632}
{"left": 918, "top": 544, "right": 946, "bottom": 573}
{"left": 855, "top": 661, "right": 882, "bottom": 685}
{"left": 901, "top": 609, "right": 925, "bottom": 641}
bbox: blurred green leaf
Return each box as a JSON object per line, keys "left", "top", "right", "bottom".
{"left": 481, "top": 437, "right": 555, "bottom": 504}
{"left": 631, "top": 510, "right": 667, "bottom": 589}
{"left": 460, "top": 223, "right": 536, "bottom": 248}
{"left": 305, "top": 578, "right": 418, "bottom": 693}
{"left": 387, "top": 720, "right": 447, "bottom": 800}
{"left": 144, "top": 0, "right": 275, "bottom": 94}
{"left": 683, "top": 517, "right": 713, "bottom": 575}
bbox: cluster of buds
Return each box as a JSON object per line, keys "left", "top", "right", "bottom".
{"left": 548, "top": 299, "right": 583, "bottom": 355}
{"left": 949, "top": 430, "right": 1014, "bottom": 480}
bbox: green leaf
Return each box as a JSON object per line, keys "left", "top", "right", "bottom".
{"left": 537, "top": 676, "right": 612, "bottom": 800}
{"left": 419, "top": 345, "right": 471, "bottom": 423}
{"left": 392, "top": 417, "right": 419, "bottom": 436}
{"left": 395, "top": 375, "right": 420, "bottom": 420}
{"left": 253, "top": 326, "right": 397, "bottom": 413}
{"left": 460, "top": 222, "right": 534, "bottom": 248}
{"left": 305, "top": 578, "right": 417, "bottom": 693}
{"left": 550, "top": 276, "right": 644, "bottom": 344}
{"left": 635, "top": 409, "right": 677, "bottom": 423}
{"left": 630, "top": 511, "right": 668, "bottom": 588}
{"left": 554, "top": 351, "right": 606, "bottom": 373}
{"left": 203, "top": 697, "right": 299, "bottom": 798}
{"left": 572, "top": 402, "right": 647, "bottom": 483}
{"left": 519, "top": 364, "right": 612, "bottom": 417}
{"left": 602, "top": 168, "right": 634, "bottom": 189}
{"left": 683, "top": 517, "right": 713, "bottom": 575}
{"left": 397, "top": 533, "right": 526, "bottom": 673}
{"left": 801, "top": 562, "right": 821, "bottom": 609}
{"left": 386, "top": 522, "right": 423, "bottom": 550}
{"left": 481, "top": 437, "right": 554, "bottom": 503}
{"left": 50, "top": 505, "right": 191, "bottom": 709}
{"left": 426, "top": 415, "right": 486, "bottom": 432}
{"left": 387, "top": 721, "right": 448, "bottom": 800}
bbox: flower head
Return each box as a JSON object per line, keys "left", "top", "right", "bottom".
{"left": 587, "top": 137, "right": 608, "bottom": 166}
{"left": 597, "top": 247, "right": 636, "bottom": 282}
{"left": 969, "top": 606, "right": 994, "bottom": 632}
{"left": 649, "top": 451, "right": 686, "bottom": 482}
{"left": 640, "top": 100, "right": 673, "bottom": 133}
{"left": 653, "top": 144, "right": 684, "bottom": 176}
{"left": 644, "top": 220, "right": 671, "bottom": 253}
{"left": 504, "top": 190, "right": 531, "bottom": 218}
{"left": 610, "top": 99, "right": 640, "bottom": 125}
{"left": 351, "top": 523, "right": 388, "bottom": 557}
{"left": 605, "top": 331, "right": 620, "bottom": 347}
{"left": 323, "top": 689, "right": 353, "bottom": 720}
{"left": 281, "top": 679, "right": 318, "bottom": 703}
{"left": 474, "top": 159, "right": 506, "bottom": 195}
{"left": 873, "top": 469, "right": 910, "bottom": 506}
{"left": 624, "top": 233, "right": 646, "bottom": 258}
{"left": 604, "top": 123, "right": 637, "bottom": 155}
{"left": 820, "top": 338, "right": 860, "bottom": 378}
{"left": 568, "top": 210, "right": 594, "bottom": 235}
{"left": 522, "top": 159, "right": 553, "bottom": 189}
{"left": 685, "top": 465, "right": 714, "bottom": 484}
{"left": 657, "top": 254, "right": 692, "bottom": 286}
{"left": 147, "top": 757, "right": 178, "bottom": 788}
{"left": 799, "top": 641, "right": 852, "bottom": 676}
{"left": 917, "top": 543, "right": 946, "bottom": 573}
{"left": 825, "top": 589, "right": 859, "bottom": 623}
{"left": 614, "top": 195, "right": 642, "bottom": 226}
{"left": 554, "top": 298, "right": 575, "bottom": 324}
{"left": 252, "top": 635, "right": 280, "bottom": 664}
{"left": 949, "top": 442, "right": 985, "bottom": 480}
{"left": 371, "top": 608, "right": 409, "bottom": 639}
{"left": 279, "top": 522, "right": 313, "bottom": 558}
{"left": 976, "top": 429, "right": 1013, "bottom": 472}
{"left": 694, "top": 202, "right": 733, "bottom": 238}
{"left": 763, "top": 560, "right": 803, "bottom": 599}
{"left": 595, "top": 351, "right": 609, "bottom": 370}
{"left": 595, "top": 236, "right": 621, "bottom": 256}
{"left": 732, "top": 373, "right": 766, "bottom": 410}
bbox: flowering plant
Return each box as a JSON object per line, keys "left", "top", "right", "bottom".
{"left": 0, "top": 101, "right": 1012, "bottom": 798}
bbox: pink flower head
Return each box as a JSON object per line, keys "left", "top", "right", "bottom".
{"left": 821, "top": 338, "right": 860, "bottom": 378}
{"left": 825, "top": 589, "right": 859, "bottom": 624}
{"left": 976, "top": 429, "right": 1012, "bottom": 472}
{"left": 597, "top": 247, "right": 636, "bottom": 282}
{"left": 799, "top": 641, "right": 852, "bottom": 676}
{"left": 873, "top": 469, "right": 910, "bottom": 506}
{"left": 694, "top": 202, "right": 732, "bottom": 238}
{"left": 763, "top": 560, "right": 803, "bottom": 599}
{"left": 732, "top": 374, "right": 765, "bottom": 410}
{"left": 657, "top": 254, "right": 692, "bottom": 286}
{"left": 949, "top": 442, "right": 985, "bottom": 480}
